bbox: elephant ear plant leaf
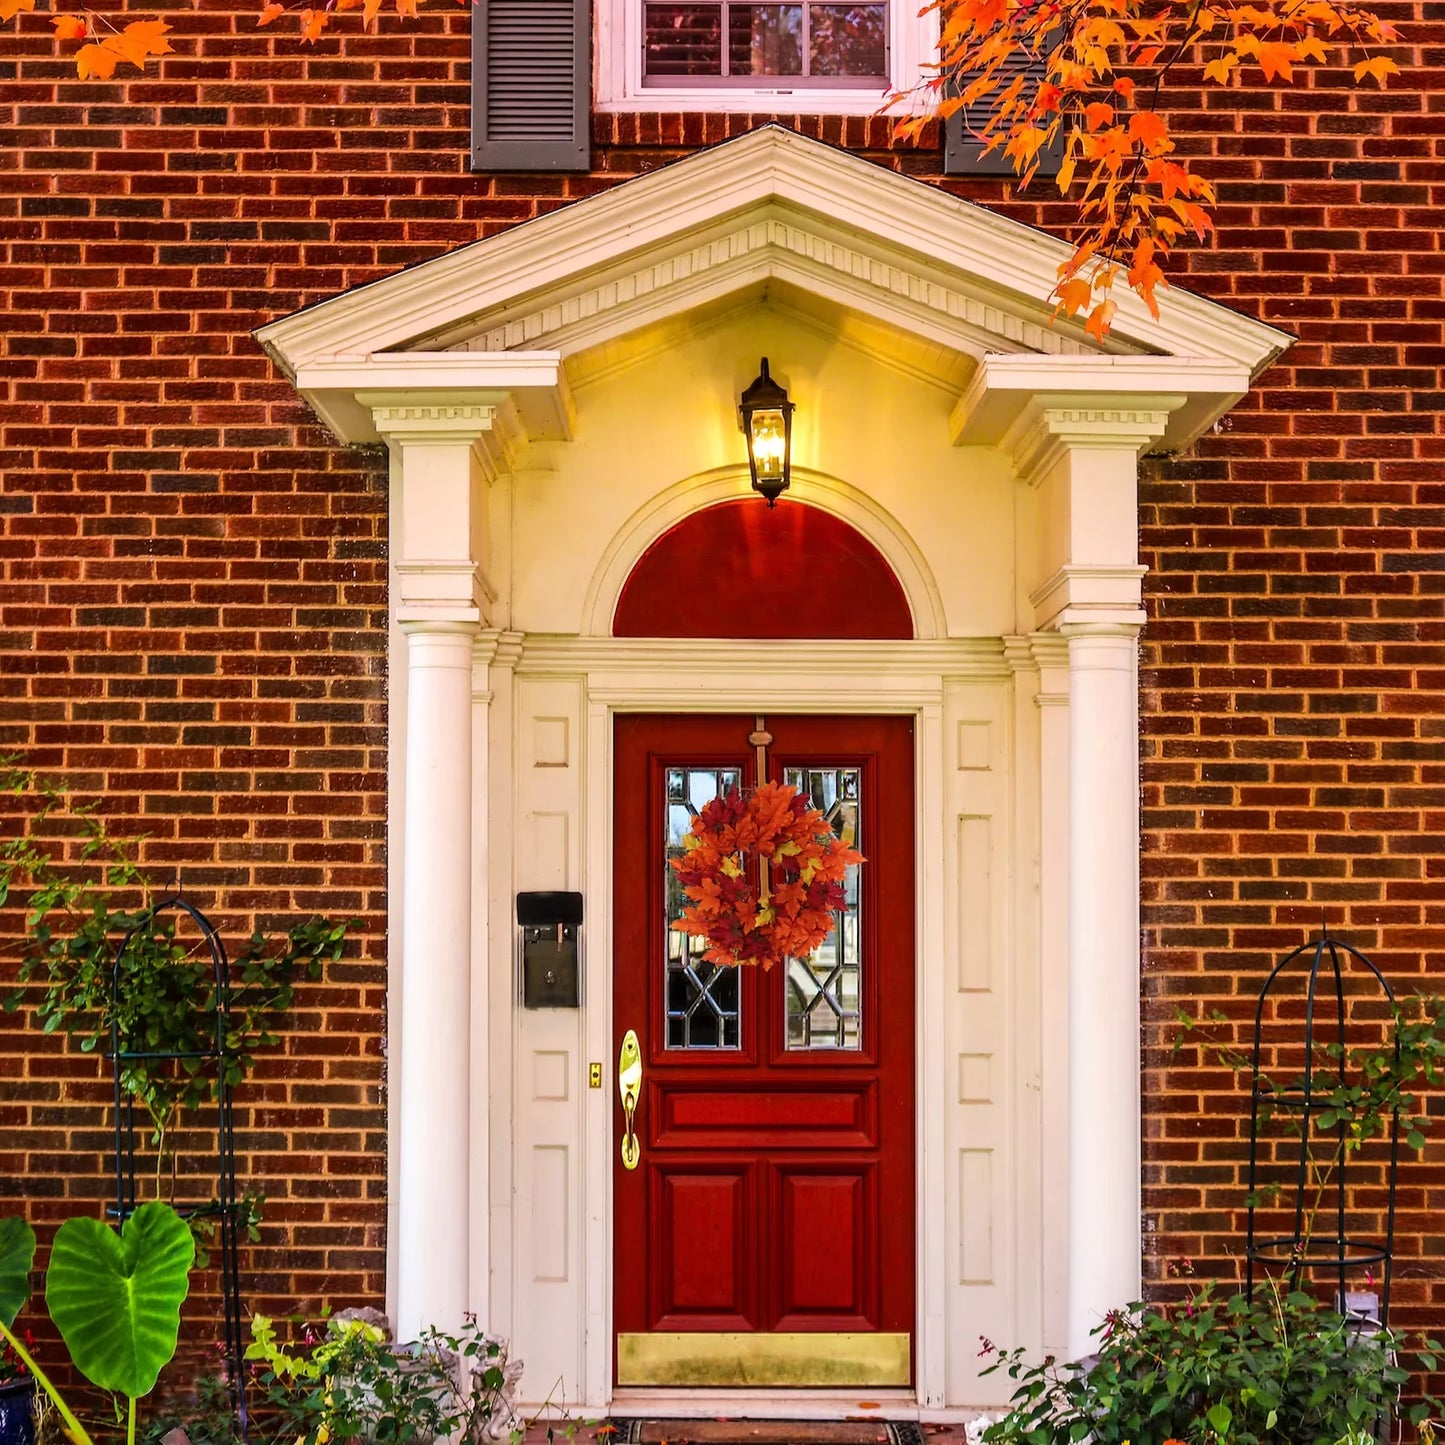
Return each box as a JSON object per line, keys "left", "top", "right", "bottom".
{"left": 47, "top": 1201, "right": 195, "bottom": 1402}
{"left": 0, "top": 1216, "right": 92, "bottom": 1445}
{"left": 0, "top": 1202, "right": 196, "bottom": 1445}
{"left": 0, "top": 1216, "right": 33, "bottom": 1325}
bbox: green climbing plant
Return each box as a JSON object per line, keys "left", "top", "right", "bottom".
{"left": 1174, "top": 994, "right": 1445, "bottom": 1253}
{"left": 0, "top": 760, "right": 354, "bottom": 1199}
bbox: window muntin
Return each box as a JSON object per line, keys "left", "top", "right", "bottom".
{"left": 643, "top": 1, "right": 888, "bottom": 85}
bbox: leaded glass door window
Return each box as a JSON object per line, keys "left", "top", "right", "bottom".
{"left": 782, "top": 765, "right": 862, "bottom": 1049}
{"left": 665, "top": 765, "right": 743, "bottom": 1048}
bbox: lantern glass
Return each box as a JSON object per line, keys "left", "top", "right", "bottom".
{"left": 749, "top": 408, "right": 787, "bottom": 482}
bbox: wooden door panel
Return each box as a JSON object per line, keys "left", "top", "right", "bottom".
{"left": 653, "top": 1082, "right": 878, "bottom": 1149}
{"left": 615, "top": 713, "right": 915, "bottom": 1382}
{"left": 774, "top": 1164, "right": 874, "bottom": 1325}
{"left": 652, "top": 1164, "right": 757, "bottom": 1329}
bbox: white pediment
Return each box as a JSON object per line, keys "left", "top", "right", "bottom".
{"left": 254, "top": 124, "right": 1289, "bottom": 452}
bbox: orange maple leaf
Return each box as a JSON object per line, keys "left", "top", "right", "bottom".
{"left": 298, "top": 6, "right": 327, "bottom": 39}
{"left": 1084, "top": 299, "right": 1118, "bottom": 341}
{"left": 1257, "top": 39, "right": 1299, "bottom": 79}
{"left": 1054, "top": 275, "right": 1093, "bottom": 317}
{"left": 1127, "top": 238, "right": 1166, "bottom": 318}
{"left": 1128, "top": 109, "right": 1170, "bottom": 151}
{"left": 76, "top": 39, "right": 121, "bottom": 75}
{"left": 109, "top": 18, "right": 171, "bottom": 65}
{"left": 1353, "top": 54, "right": 1398, "bottom": 83}
{"left": 0, "top": 0, "right": 36, "bottom": 20}
{"left": 52, "top": 12, "right": 87, "bottom": 38}
{"left": 256, "top": 2, "right": 284, "bottom": 22}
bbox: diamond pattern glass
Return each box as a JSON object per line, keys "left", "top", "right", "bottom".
{"left": 665, "top": 765, "right": 744, "bottom": 1049}
{"left": 783, "top": 765, "right": 862, "bottom": 1050}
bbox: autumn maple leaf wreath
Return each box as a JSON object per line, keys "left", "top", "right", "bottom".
{"left": 669, "top": 779, "right": 863, "bottom": 971}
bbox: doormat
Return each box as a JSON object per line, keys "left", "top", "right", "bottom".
{"left": 605, "top": 1422, "right": 928, "bottom": 1445}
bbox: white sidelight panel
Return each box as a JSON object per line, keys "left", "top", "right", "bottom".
{"left": 510, "top": 676, "right": 587, "bottom": 1404}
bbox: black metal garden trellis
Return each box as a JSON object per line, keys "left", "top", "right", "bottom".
{"left": 1245, "top": 930, "right": 1402, "bottom": 1331}
{"left": 110, "top": 895, "right": 248, "bottom": 1439}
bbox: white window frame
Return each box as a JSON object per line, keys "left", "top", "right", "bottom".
{"left": 594, "top": 0, "right": 940, "bottom": 114}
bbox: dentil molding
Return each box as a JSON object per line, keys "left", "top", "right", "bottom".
{"left": 442, "top": 213, "right": 1100, "bottom": 365}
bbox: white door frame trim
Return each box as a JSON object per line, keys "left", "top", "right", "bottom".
{"left": 516, "top": 634, "right": 1011, "bottom": 1411}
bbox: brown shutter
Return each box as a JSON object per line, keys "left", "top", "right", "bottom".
{"left": 471, "top": 0, "right": 591, "bottom": 173}
{"left": 942, "top": 53, "right": 1062, "bottom": 179}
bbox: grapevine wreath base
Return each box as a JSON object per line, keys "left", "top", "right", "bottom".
{"left": 670, "top": 779, "right": 864, "bottom": 971}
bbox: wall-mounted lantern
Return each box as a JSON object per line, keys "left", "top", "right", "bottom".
{"left": 739, "top": 358, "right": 794, "bottom": 507}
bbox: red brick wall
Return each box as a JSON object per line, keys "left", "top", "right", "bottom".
{"left": 0, "top": 0, "right": 1441, "bottom": 1378}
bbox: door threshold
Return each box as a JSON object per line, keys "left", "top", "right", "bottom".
{"left": 608, "top": 1389, "right": 919, "bottom": 1420}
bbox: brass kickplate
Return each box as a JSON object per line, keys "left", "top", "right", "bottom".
{"left": 615, "top": 1331, "right": 910, "bottom": 1387}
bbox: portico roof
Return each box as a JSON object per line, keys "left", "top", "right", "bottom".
{"left": 254, "top": 123, "right": 1290, "bottom": 453}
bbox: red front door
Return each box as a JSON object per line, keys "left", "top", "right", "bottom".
{"left": 613, "top": 713, "right": 915, "bottom": 1387}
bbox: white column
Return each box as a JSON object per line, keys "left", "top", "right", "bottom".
{"left": 371, "top": 399, "right": 505, "bottom": 1343}
{"left": 996, "top": 394, "right": 1173, "bottom": 1361}
{"left": 1063, "top": 620, "right": 1142, "bottom": 1356}
{"left": 396, "top": 618, "right": 478, "bottom": 1340}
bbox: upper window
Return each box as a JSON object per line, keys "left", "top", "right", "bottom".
{"left": 596, "top": 0, "right": 936, "bottom": 112}
{"left": 643, "top": 3, "right": 887, "bottom": 87}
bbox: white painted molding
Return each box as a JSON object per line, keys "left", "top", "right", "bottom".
{"left": 517, "top": 633, "right": 1004, "bottom": 687}
{"left": 286, "top": 356, "right": 573, "bottom": 447}
{"left": 253, "top": 127, "right": 1291, "bottom": 385}
{"left": 1029, "top": 565, "right": 1149, "bottom": 630}
{"left": 952, "top": 354, "right": 1248, "bottom": 456}
{"left": 579, "top": 465, "right": 949, "bottom": 641}
{"left": 393, "top": 560, "right": 491, "bottom": 620}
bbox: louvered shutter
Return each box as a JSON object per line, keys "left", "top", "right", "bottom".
{"left": 471, "top": 0, "right": 591, "bottom": 172}
{"left": 942, "top": 53, "right": 1063, "bottom": 178}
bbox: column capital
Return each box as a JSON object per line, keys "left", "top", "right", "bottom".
{"left": 1002, "top": 398, "right": 1179, "bottom": 490}
{"left": 370, "top": 399, "right": 500, "bottom": 440}
{"left": 1059, "top": 617, "right": 1147, "bottom": 641}
{"left": 367, "top": 396, "right": 525, "bottom": 485}
{"left": 399, "top": 615, "right": 483, "bottom": 640}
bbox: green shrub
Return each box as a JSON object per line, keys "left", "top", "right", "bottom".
{"left": 981, "top": 1283, "right": 1441, "bottom": 1445}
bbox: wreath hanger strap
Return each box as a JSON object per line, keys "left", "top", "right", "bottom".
{"left": 747, "top": 714, "right": 772, "bottom": 781}
{"left": 747, "top": 715, "right": 774, "bottom": 904}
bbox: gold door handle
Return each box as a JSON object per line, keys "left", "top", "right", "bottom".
{"left": 618, "top": 1029, "right": 642, "bottom": 1171}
